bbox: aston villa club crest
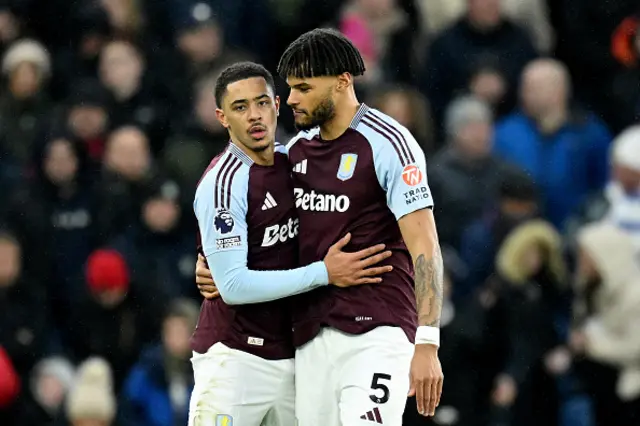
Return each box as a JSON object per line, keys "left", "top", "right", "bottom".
{"left": 216, "top": 414, "right": 233, "bottom": 426}
{"left": 337, "top": 153, "right": 358, "bottom": 181}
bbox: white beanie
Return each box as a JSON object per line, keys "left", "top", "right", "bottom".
{"left": 611, "top": 125, "right": 640, "bottom": 172}
{"left": 66, "top": 357, "right": 116, "bottom": 422}
{"left": 2, "top": 38, "right": 51, "bottom": 79}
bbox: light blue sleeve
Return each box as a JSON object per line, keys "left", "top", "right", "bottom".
{"left": 366, "top": 116, "right": 434, "bottom": 220}
{"left": 194, "top": 167, "right": 328, "bottom": 305}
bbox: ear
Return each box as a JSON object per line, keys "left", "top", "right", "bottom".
{"left": 336, "top": 72, "right": 352, "bottom": 92}
{"left": 215, "top": 108, "right": 229, "bottom": 128}
{"left": 275, "top": 95, "right": 280, "bottom": 116}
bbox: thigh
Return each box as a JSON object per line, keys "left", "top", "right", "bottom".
{"left": 263, "top": 359, "right": 296, "bottom": 426}
{"left": 188, "top": 343, "right": 273, "bottom": 426}
{"left": 295, "top": 331, "right": 340, "bottom": 426}
{"left": 338, "top": 328, "right": 414, "bottom": 426}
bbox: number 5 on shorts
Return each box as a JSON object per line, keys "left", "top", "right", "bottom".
{"left": 369, "top": 373, "right": 391, "bottom": 404}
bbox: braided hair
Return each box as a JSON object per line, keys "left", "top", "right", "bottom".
{"left": 277, "top": 28, "right": 366, "bottom": 79}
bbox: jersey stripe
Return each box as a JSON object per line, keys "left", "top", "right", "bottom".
{"left": 361, "top": 115, "right": 408, "bottom": 166}
{"left": 365, "top": 111, "right": 416, "bottom": 164}
{"left": 224, "top": 160, "right": 242, "bottom": 207}
{"left": 214, "top": 152, "right": 234, "bottom": 208}
{"left": 219, "top": 156, "right": 242, "bottom": 209}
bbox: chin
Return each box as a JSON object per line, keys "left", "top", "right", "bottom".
{"left": 251, "top": 139, "right": 272, "bottom": 152}
{"left": 294, "top": 119, "right": 317, "bottom": 131}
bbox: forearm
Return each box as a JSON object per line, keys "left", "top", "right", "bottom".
{"left": 208, "top": 252, "right": 329, "bottom": 304}
{"left": 414, "top": 243, "right": 444, "bottom": 327}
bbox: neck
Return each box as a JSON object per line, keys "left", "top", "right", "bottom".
{"left": 230, "top": 137, "right": 274, "bottom": 166}
{"left": 535, "top": 107, "right": 567, "bottom": 134}
{"left": 319, "top": 94, "right": 360, "bottom": 141}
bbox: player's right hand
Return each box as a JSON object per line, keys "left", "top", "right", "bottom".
{"left": 196, "top": 254, "right": 220, "bottom": 299}
{"left": 324, "top": 233, "right": 393, "bottom": 287}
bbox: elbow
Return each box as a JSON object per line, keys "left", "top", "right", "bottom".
{"left": 217, "top": 290, "right": 245, "bottom": 305}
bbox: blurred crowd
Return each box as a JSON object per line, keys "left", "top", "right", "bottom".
{"left": 0, "top": 0, "right": 639, "bottom": 425}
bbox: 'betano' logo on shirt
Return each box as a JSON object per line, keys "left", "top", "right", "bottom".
{"left": 293, "top": 188, "right": 350, "bottom": 212}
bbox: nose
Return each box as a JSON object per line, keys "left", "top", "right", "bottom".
{"left": 248, "top": 103, "right": 262, "bottom": 121}
{"left": 287, "top": 91, "right": 298, "bottom": 107}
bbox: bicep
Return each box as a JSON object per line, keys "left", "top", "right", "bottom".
{"left": 374, "top": 129, "right": 434, "bottom": 221}
{"left": 194, "top": 179, "right": 249, "bottom": 260}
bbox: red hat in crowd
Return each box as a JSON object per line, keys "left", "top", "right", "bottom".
{"left": 85, "top": 249, "right": 130, "bottom": 294}
{"left": 0, "top": 347, "right": 21, "bottom": 408}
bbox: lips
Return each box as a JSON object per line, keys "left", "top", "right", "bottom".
{"left": 249, "top": 125, "right": 267, "bottom": 139}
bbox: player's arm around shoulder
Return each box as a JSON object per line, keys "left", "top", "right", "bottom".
{"left": 370, "top": 119, "right": 444, "bottom": 417}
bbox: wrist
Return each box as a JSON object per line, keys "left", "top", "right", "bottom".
{"left": 415, "top": 325, "right": 440, "bottom": 347}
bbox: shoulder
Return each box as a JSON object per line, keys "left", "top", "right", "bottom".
{"left": 286, "top": 128, "right": 320, "bottom": 151}
{"left": 495, "top": 113, "right": 532, "bottom": 135}
{"left": 274, "top": 141, "right": 288, "bottom": 155}
{"left": 195, "top": 151, "right": 250, "bottom": 205}
{"left": 354, "top": 106, "right": 423, "bottom": 166}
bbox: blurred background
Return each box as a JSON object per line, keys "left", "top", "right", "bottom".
{"left": 0, "top": 0, "right": 639, "bottom": 425}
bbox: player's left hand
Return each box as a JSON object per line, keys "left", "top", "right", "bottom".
{"left": 196, "top": 254, "right": 219, "bottom": 299}
{"left": 408, "top": 343, "right": 443, "bottom": 417}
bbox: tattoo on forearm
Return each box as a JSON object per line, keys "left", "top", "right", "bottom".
{"left": 414, "top": 250, "right": 444, "bottom": 327}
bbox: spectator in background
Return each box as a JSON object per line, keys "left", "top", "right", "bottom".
{"left": 59, "top": 79, "right": 111, "bottom": 161}
{"left": 65, "top": 249, "right": 160, "bottom": 389}
{"left": 111, "top": 177, "right": 197, "bottom": 301}
{"left": 404, "top": 250, "right": 498, "bottom": 426}
{"left": 491, "top": 220, "right": 568, "bottom": 426}
{"left": 98, "top": 39, "right": 168, "bottom": 154}
{"left": 0, "top": 230, "right": 49, "bottom": 379}
{"left": 553, "top": 0, "right": 637, "bottom": 133}
{"left": 418, "top": 0, "right": 554, "bottom": 54}
{"left": 167, "top": 14, "right": 251, "bottom": 112}
{"left": 3, "top": 136, "right": 97, "bottom": 327}
{"left": 494, "top": 59, "right": 612, "bottom": 230}
{"left": 50, "top": 3, "right": 111, "bottom": 101}
{"left": 169, "top": 0, "right": 272, "bottom": 65}
{"left": 609, "top": 9, "right": 640, "bottom": 131}
{"left": 163, "top": 71, "right": 229, "bottom": 191}
{"left": 421, "top": 0, "right": 538, "bottom": 133}
{"left": 66, "top": 357, "right": 116, "bottom": 426}
{"left": 0, "top": 346, "right": 21, "bottom": 423}
{"left": 18, "top": 356, "right": 75, "bottom": 426}
{"left": 366, "top": 84, "right": 435, "bottom": 154}
{"left": 99, "top": 0, "right": 145, "bottom": 40}
{"left": 119, "top": 299, "right": 198, "bottom": 426}
{"left": 96, "top": 126, "right": 156, "bottom": 241}
{"left": 459, "top": 170, "right": 539, "bottom": 301}
{"left": 0, "top": 39, "right": 52, "bottom": 169}
{"left": 0, "top": 5, "right": 20, "bottom": 55}
{"left": 429, "top": 96, "right": 519, "bottom": 250}
{"left": 338, "top": 0, "right": 415, "bottom": 85}
{"left": 566, "top": 125, "right": 640, "bottom": 254}
{"left": 571, "top": 223, "right": 640, "bottom": 426}
{"left": 467, "top": 59, "right": 509, "bottom": 119}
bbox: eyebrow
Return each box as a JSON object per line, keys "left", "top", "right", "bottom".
{"left": 289, "top": 82, "right": 312, "bottom": 89}
{"left": 230, "top": 93, "right": 270, "bottom": 106}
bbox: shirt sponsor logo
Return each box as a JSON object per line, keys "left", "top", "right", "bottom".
{"left": 402, "top": 164, "right": 423, "bottom": 186}
{"left": 216, "top": 235, "right": 242, "bottom": 250}
{"left": 294, "top": 188, "right": 350, "bottom": 212}
{"left": 337, "top": 153, "right": 358, "bottom": 181}
{"left": 403, "top": 186, "right": 430, "bottom": 205}
{"left": 214, "top": 209, "right": 235, "bottom": 234}
{"left": 261, "top": 218, "right": 299, "bottom": 247}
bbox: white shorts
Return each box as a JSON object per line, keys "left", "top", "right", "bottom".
{"left": 188, "top": 342, "right": 295, "bottom": 426}
{"left": 295, "top": 326, "right": 414, "bottom": 426}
